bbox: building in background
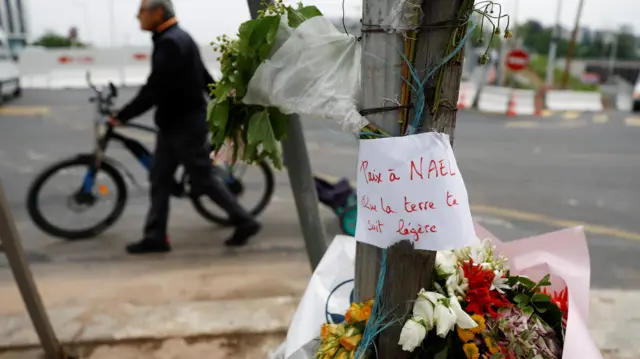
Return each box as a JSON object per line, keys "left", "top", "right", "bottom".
{"left": 0, "top": 0, "right": 28, "bottom": 55}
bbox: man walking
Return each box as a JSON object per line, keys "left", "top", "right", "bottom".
{"left": 109, "top": 0, "right": 261, "bottom": 254}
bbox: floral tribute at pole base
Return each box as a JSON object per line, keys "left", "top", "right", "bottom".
{"left": 397, "top": 238, "right": 566, "bottom": 358}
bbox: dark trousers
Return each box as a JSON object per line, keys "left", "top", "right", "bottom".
{"left": 143, "top": 128, "right": 253, "bottom": 242}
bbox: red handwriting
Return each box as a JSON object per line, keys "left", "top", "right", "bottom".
{"left": 361, "top": 195, "right": 378, "bottom": 212}
{"left": 446, "top": 191, "right": 459, "bottom": 207}
{"left": 380, "top": 197, "right": 397, "bottom": 214}
{"left": 409, "top": 157, "right": 457, "bottom": 180}
{"left": 388, "top": 169, "right": 401, "bottom": 182}
{"left": 396, "top": 220, "right": 437, "bottom": 241}
{"left": 359, "top": 161, "right": 383, "bottom": 184}
{"left": 368, "top": 220, "right": 384, "bottom": 233}
{"left": 404, "top": 196, "right": 436, "bottom": 213}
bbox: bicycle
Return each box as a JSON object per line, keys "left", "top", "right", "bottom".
{"left": 26, "top": 72, "right": 275, "bottom": 240}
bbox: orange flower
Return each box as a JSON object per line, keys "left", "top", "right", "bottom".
{"left": 345, "top": 302, "right": 371, "bottom": 324}
{"left": 484, "top": 336, "right": 500, "bottom": 355}
{"left": 463, "top": 343, "right": 480, "bottom": 359}
{"left": 457, "top": 326, "right": 476, "bottom": 342}
{"left": 340, "top": 333, "right": 362, "bottom": 351}
{"left": 470, "top": 314, "right": 486, "bottom": 334}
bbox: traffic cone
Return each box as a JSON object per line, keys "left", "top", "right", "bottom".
{"left": 458, "top": 90, "right": 466, "bottom": 109}
{"left": 507, "top": 92, "right": 517, "bottom": 117}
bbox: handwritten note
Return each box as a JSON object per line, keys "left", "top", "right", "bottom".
{"left": 355, "top": 132, "right": 476, "bottom": 251}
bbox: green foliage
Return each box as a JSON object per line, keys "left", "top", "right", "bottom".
{"left": 505, "top": 274, "right": 565, "bottom": 347}
{"left": 32, "top": 31, "right": 87, "bottom": 48}
{"left": 207, "top": 1, "right": 322, "bottom": 169}
{"left": 518, "top": 20, "right": 639, "bottom": 61}
{"left": 528, "top": 56, "right": 599, "bottom": 91}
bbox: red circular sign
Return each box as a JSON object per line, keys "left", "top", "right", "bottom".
{"left": 505, "top": 49, "right": 530, "bottom": 71}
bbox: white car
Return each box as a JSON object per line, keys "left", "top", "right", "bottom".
{"left": 634, "top": 77, "right": 640, "bottom": 112}
{"left": 0, "top": 28, "right": 21, "bottom": 102}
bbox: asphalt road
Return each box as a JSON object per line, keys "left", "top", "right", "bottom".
{"left": 1, "top": 88, "right": 640, "bottom": 290}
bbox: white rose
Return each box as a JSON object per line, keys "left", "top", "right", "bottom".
{"left": 413, "top": 293, "right": 434, "bottom": 329}
{"left": 435, "top": 251, "right": 458, "bottom": 277}
{"left": 433, "top": 303, "right": 457, "bottom": 338}
{"left": 398, "top": 317, "right": 427, "bottom": 352}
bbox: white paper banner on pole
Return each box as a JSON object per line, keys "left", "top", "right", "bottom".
{"left": 355, "top": 132, "right": 476, "bottom": 250}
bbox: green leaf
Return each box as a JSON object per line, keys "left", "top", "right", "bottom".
{"left": 532, "top": 293, "right": 551, "bottom": 303}
{"left": 286, "top": 5, "right": 323, "bottom": 28}
{"left": 246, "top": 109, "right": 283, "bottom": 169}
{"left": 238, "top": 19, "right": 259, "bottom": 54}
{"left": 537, "top": 274, "right": 552, "bottom": 287}
{"left": 517, "top": 276, "right": 536, "bottom": 289}
{"left": 522, "top": 306, "right": 534, "bottom": 315}
{"left": 209, "top": 99, "right": 229, "bottom": 148}
{"left": 268, "top": 107, "right": 290, "bottom": 140}
{"left": 513, "top": 294, "right": 529, "bottom": 304}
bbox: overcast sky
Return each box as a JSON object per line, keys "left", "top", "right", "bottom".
{"left": 26, "top": 0, "right": 640, "bottom": 47}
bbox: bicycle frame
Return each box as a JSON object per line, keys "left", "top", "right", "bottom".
{"left": 81, "top": 73, "right": 157, "bottom": 195}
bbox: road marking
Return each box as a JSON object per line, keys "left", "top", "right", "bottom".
{"left": 625, "top": 117, "right": 640, "bottom": 127}
{"left": 562, "top": 111, "right": 580, "bottom": 120}
{"left": 505, "top": 121, "right": 539, "bottom": 129}
{"left": 592, "top": 114, "right": 608, "bottom": 124}
{"left": 314, "top": 173, "right": 640, "bottom": 243}
{"left": 539, "top": 109, "right": 554, "bottom": 118}
{"left": 0, "top": 106, "right": 50, "bottom": 116}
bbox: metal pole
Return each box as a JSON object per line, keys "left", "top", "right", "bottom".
{"left": 0, "top": 182, "right": 64, "bottom": 359}
{"left": 245, "top": 0, "right": 328, "bottom": 270}
{"left": 281, "top": 115, "right": 328, "bottom": 270}
{"left": 109, "top": 0, "right": 115, "bottom": 47}
{"left": 545, "top": 0, "right": 562, "bottom": 87}
{"left": 561, "top": 0, "right": 585, "bottom": 89}
{"left": 608, "top": 32, "right": 618, "bottom": 81}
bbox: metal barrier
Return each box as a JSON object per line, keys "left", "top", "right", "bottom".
{"left": 545, "top": 90, "right": 603, "bottom": 112}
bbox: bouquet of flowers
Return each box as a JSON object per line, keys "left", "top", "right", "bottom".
{"left": 316, "top": 300, "right": 374, "bottom": 359}
{"left": 397, "top": 238, "right": 568, "bottom": 358}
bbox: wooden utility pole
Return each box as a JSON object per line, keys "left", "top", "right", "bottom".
{"left": 561, "top": 0, "right": 585, "bottom": 89}
{"left": 356, "top": 0, "right": 471, "bottom": 357}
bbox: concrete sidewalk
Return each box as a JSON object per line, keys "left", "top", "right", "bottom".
{"left": 0, "top": 290, "right": 638, "bottom": 358}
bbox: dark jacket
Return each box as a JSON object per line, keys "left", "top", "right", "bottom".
{"left": 116, "top": 23, "right": 215, "bottom": 132}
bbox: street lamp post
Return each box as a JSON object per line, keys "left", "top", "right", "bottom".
{"left": 545, "top": 0, "right": 562, "bottom": 87}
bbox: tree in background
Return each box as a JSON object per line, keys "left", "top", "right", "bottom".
{"left": 32, "top": 30, "right": 87, "bottom": 48}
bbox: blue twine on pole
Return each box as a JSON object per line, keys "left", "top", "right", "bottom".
{"left": 354, "top": 249, "right": 393, "bottom": 359}
{"left": 351, "top": 12, "right": 478, "bottom": 358}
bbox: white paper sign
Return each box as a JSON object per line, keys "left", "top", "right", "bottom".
{"left": 355, "top": 132, "right": 476, "bottom": 250}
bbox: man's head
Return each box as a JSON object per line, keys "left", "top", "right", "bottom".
{"left": 137, "top": 0, "right": 175, "bottom": 31}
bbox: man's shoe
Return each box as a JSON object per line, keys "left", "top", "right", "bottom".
{"left": 224, "top": 221, "right": 261, "bottom": 247}
{"left": 126, "top": 237, "right": 171, "bottom": 254}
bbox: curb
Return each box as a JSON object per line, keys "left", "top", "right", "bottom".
{"left": 0, "top": 296, "right": 296, "bottom": 350}
{"left": 0, "top": 291, "right": 638, "bottom": 356}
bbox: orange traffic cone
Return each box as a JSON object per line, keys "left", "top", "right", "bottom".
{"left": 507, "top": 92, "right": 517, "bottom": 117}
{"left": 458, "top": 91, "right": 467, "bottom": 109}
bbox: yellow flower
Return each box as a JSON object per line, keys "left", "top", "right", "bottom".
{"left": 470, "top": 314, "right": 486, "bottom": 334}
{"left": 340, "top": 333, "right": 362, "bottom": 351}
{"left": 463, "top": 343, "right": 480, "bottom": 359}
{"left": 484, "top": 336, "right": 500, "bottom": 355}
{"left": 334, "top": 349, "right": 351, "bottom": 359}
{"left": 345, "top": 301, "right": 372, "bottom": 324}
{"left": 456, "top": 326, "right": 476, "bottom": 343}
{"left": 320, "top": 323, "right": 345, "bottom": 342}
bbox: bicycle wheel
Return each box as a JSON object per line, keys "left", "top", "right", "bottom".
{"left": 26, "top": 155, "right": 128, "bottom": 240}
{"left": 190, "top": 160, "right": 275, "bottom": 226}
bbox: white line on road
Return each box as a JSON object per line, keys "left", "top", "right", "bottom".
{"left": 592, "top": 114, "right": 608, "bottom": 124}
{"left": 625, "top": 117, "right": 640, "bottom": 127}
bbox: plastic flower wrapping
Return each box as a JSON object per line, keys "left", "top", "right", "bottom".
{"left": 270, "top": 225, "right": 602, "bottom": 359}
{"left": 397, "top": 237, "right": 569, "bottom": 358}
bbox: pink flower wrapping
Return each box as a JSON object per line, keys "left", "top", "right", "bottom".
{"left": 473, "top": 222, "right": 603, "bottom": 359}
